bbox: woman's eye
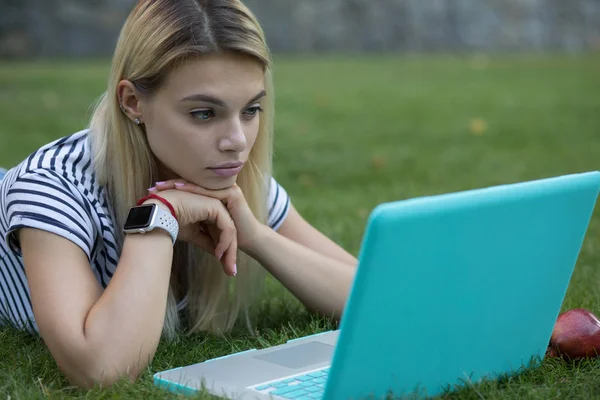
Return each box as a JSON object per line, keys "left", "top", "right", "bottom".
{"left": 244, "top": 106, "right": 263, "bottom": 117}
{"left": 191, "top": 110, "right": 215, "bottom": 120}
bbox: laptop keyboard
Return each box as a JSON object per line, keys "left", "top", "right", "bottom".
{"left": 250, "top": 367, "right": 329, "bottom": 399}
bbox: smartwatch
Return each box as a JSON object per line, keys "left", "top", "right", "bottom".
{"left": 123, "top": 203, "right": 179, "bottom": 245}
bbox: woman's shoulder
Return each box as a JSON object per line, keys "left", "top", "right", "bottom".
{"left": 15, "top": 129, "right": 91, "bottom": 175}
{"left": 7, "top": 129, "right": 100, "bottom": 195}
{"left": 0, "top": 129, "right": 107, "bottom": 260}
{"left": 1, "top": 128, "right": 106, "bottom": 230}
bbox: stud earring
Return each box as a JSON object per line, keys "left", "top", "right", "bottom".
{"left": 134, "top": 118, "right": 141, "bottom": 125}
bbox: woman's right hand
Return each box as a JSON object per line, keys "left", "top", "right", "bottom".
{"left": 143, "top": 189, "right": 237, "bottom": 276}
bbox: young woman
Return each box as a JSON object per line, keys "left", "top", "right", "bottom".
{"left": 0, "top": 0, "right": 356, "bottom": 390}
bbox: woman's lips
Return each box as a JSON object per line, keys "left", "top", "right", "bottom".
{"left": 208, "top": 165, "right": 243, "bottom": 177}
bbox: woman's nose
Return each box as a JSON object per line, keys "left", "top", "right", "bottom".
{"left": 218, "top": 119, "right": 248, "bottom": 153}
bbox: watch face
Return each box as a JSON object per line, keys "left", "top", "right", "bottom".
{"left": 124, "top": 205, "right": 155, "bottom": 229}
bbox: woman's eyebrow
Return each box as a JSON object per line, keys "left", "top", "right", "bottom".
{"left": 180, "top": 94, "right": 226, "bottom": 107}
{"left": 180, "top": 90, "right": 266, "bottom": 107}
{"left": 246, "top": 90, "right": 267, "bottom": 105}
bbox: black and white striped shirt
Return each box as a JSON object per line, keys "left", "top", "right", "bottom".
{"left": 0, "top": 130, "right": 291, "bottom": 333}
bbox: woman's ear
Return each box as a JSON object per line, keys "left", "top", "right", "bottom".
{"left": 117, "top": 80, "right": 144, "bottom": 124}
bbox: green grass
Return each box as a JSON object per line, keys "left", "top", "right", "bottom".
{"left": 1, "top": 53, "right": 600, "bottom": 398}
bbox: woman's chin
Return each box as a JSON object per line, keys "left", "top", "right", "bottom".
{"left": 195, "top": 176, "right": 237, "bottom": 191}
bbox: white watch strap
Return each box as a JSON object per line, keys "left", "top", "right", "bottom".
{"left": 151, "top": 206, "right": 179, "bottom": 244}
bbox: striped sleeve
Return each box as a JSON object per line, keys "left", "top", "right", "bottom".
{"left": 4, "top": 170, "right": 95, "bottom": 259}
{"left": 267, "top": 177, "right": 291, "bottom": 231}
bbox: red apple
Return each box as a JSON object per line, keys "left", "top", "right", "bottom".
{"left": 548, "top": 308, "right": 600, "bottom": 360}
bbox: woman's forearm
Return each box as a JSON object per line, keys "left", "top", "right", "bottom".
{"left": 81, "top": 226, "right": 174, "bottom": 386}
{"left": 247, "top": 225, "right": 356, "bottom": 320}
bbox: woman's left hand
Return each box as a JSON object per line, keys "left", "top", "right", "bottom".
{"left": 150, "top": 180, "right": 263, "bottom": 253}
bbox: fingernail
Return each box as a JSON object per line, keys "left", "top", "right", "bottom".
{"left": 155, "top": 181, "right": 166, "bottom": 186}
{"left": 175, "top": 183, "right": 185, "bottom": 188}
{"left": 233, "top": 264, "right": 237, "bottom": 276}
{"left": 148, "top": 187, "right": 156, "bottom": 192}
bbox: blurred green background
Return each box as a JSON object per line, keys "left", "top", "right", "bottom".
{"left": 1, "top": 53, "right": 600, "bottom": 399}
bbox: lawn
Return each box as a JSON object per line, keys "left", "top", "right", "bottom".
{"left": 1, "top": 53, "right": 600, "bottom": 399}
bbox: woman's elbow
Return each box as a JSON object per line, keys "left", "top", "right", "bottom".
{"left": 62, "top": 357, "right": 146, "bottom": 390}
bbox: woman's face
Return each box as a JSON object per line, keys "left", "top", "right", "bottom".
{"left": 139, "top": 53, "right": 265, "bottom": 190}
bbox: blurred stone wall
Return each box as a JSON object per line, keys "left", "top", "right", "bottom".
{"left": 1, "top": 0, "right": 599, "bottom": 58}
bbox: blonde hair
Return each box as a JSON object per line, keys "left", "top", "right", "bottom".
{"left": 88, "top": 0, "right": 274, "bottom": 339}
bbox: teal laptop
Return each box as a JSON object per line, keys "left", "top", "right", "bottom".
{"left": 154, "top": 171, "right": 600, "bottom": 399}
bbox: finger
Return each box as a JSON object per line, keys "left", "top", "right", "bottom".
{"left": 208, "top": 202, "right": 237, "bottom": 272}
{"left": 221, "top": 226, "right": 238, "bottom": 277}
{"left": 191, "top": 231, "right": 217, "bottom": 255}
{"left": 223, "top": 184, "right": 244, "bottom": 212}
{"left": 205, "top": 224, "right": 221, "bottom": 254}
{"left": 150, "top": 179, "right": 187, "bottom": 192}
{"left": 205, "top": 222, "right": 236, "bottom": 276}
{"left": 213, "top": 217, "right": 235, "bottom": 268}
{"left": 187, "top": 223, "right": 217, "bottom": 253}
{"left": 173, "top": 182, "right": 231, "bottom": 202}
